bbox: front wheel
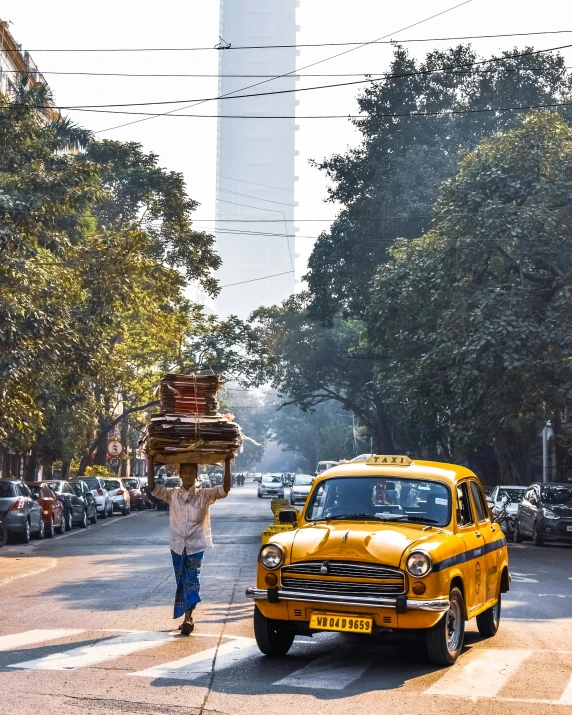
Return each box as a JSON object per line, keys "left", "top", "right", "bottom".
{"left": 20, "top": 519, "right": 31, "bottom": 544}
{"left": 513, "top": 519, "right": 524, "bottom": 543}
{"left": 34, "top": 517, "right": 45, "bottom": 540}
{"left": 65, "top": 510, "right": 73, "bottom": 531}
{"left": 55, "top": 513, "right": 65, "bottom": 534}
{"left": 79, "top": 509, "right": 88, "bottom": 529}
{"left": 45, "top": 516, "right": 54, "bottom": 538}
{"left": 253, "top": 606, "right": 295, "bottom": 656}
{"left": 425, "top": 586, "right": 465, "bottom": 666}
{"left": 476, "top": 595, "right": 501, "bottom": 637}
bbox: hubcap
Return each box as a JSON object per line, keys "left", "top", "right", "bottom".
{"left": 446, "top": 599, "right": 462, "bottom": 653}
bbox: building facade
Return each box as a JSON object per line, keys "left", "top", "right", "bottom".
{"left": 0, "top": 20, "right": 49, "bottom": 96}
{"left": 215, "top": 0, "right": 298, "bottom": 318}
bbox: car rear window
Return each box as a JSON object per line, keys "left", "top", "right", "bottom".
{"left": 105, "top": 480, "right": 121, "bottom": 490}
{"left": 123, "top": 479, "right": 139, "bottom": 489}
{"left": 79, "top": 478, "right": 100, "bottom": 490}
{"left": 0, "top": 482, "right": 15, "bottom": 497}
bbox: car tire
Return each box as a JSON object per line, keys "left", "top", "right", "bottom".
{"left": 253, "top": 605, "right": 295, "bottom": 656}
{"left": 476, "top": 594, "right": 501, "bottom": 637}
{"left": 20, "top": 519, "right": 31, "bottom": 544}
{"left": 257, "top": 493, "right": 262, "bottom": 498}
{"left": 108, "top": 503, "right": 113, "bottom": 517}
{"left": 79, "top": 509, "right": 88, "bottom": 529}
{"left": 121, "top": 506, "right": 128, "bottom": 516}
{"left": 532, "top": 523, "right": 544, "bottom": 547}
{"left": 99, "top": 505, "right": 107, "bottom": 519}
{"left": 425, "top": 586, "right": 465, "bottom": 666}
{"left": 90, "top": 510, "right": 97, "bottom": 525}
{"left": 56, "top": 513, "right": 66, "bottom": 534}
{"left": 34, "top": 517, "right": 45, "bottom": 540}
{"left": 45, "top": 516, "right": 54, "bottom": 538}
{"left": 513, "top": 520, "right": 524, "bottom": 543}
{"left": 65, "top": 510, "right": 73, "bottom": 531}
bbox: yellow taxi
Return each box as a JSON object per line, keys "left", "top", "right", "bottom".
{"left": 246, "top": 455, "right": 509, "bottom": 665}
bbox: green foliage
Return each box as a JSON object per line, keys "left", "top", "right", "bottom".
{"left": 83, "top": 465, "right": 116, "bottom": 478}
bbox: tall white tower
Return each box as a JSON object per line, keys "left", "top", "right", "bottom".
{"left": 216, "top": 0, "right": 298, "bottom": 318}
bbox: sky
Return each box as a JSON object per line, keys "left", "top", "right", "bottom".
{"left": 4, "top": 0, "right": 572, "bottom": 292}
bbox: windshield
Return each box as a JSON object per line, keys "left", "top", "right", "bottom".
{"left": 541, "top": 486, "right": 572, "bottom": 505}
{"left": 29, "top": 486, "right": 43, "bottom": 499}
{"left": 105, "top": 480, "right": 121, "bottom": 490}
{"left": 123, "top": 479, "right": 139, "bottom": 489}
{"left": 164, "top": 478, "right": 182, "bottom": 487}
{"left": 497, "top": 488, "right": 526, "bottom": 503}
{"left": 306, "top": 476, "right": 451, "bottom": 527}
{"left": 262, "top": 476, "right": 282, "bottom": 483}
{"left": 293, "top": 475, "right": 314, "bottom": 486}
{"left": 47, "top": 481, "right": 62, "bottom": 493}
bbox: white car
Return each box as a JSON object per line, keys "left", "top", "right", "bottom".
{"left": 102, "top": 478, "right": 131, "bottom": 515}
{"left": 257, "top": 474, "right": 284, "bottom": 499}
{"left": 488, "top": 485, "right": 527, "bottom": 515}
{"left": 77, "top": 476, "right": 113, "bottom": 518}
{"left": 289, "top": 474, "right": 317, "bottom": 505}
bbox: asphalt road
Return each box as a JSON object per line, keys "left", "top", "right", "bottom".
{"left": 1, "top": 481, "right": 572, "bottom": 715}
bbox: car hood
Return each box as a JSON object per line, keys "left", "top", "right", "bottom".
{"left": 544, "top": 504, "right": 572, "bottom": 517}
{"left": 288, "top": 521, "right": 440, "bottom": 568}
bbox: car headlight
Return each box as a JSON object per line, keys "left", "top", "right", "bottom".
{"left": 259, "top": 543, "right": 284, "bottom": 570}
{"left": 406, "top": 551, "right": 432, "bottom": 578}
{"left": 543, "top": 508, "right": 559, "bottom": 519}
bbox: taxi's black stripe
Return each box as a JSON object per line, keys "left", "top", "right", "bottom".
{"left": 432, "top": 537, "right": 507, "bottom": 573}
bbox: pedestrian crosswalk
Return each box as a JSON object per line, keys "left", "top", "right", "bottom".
{"left": 2, "top": 628, "right": 572, "bottom": 704}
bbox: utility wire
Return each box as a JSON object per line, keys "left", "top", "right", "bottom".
{"left": 219, "top": 174, "right": 293, "bottom": 192}
{"left": 12, "top": 28, "right": 572, "bottom": 52}
{"left": 218, "top": 188, "right": 296, "bottom": 207}
{"left": 21, "top": 41, "right": 572, "bottom": 111}
{"left": 96, "top": 0, "right": 472, "bottom": 132}
{"left": 219, "top": 270, "right": 295, "bottom": 288}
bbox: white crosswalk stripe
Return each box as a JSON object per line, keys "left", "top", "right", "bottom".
{"left": 424, "top": 648, "right": 533, "bottom": 698}
{"left": 559, "top": 674, "right": 572, "bottom": 704}
{"left": 132, "top": 636, "right": 256, "bottom": 681}
{"left": 275, "top": 649, "right": 373, "bottom": 690}
{"left": 8, "top": 631, "right": 173, "bottom": 671}
{"left": 0, "top": 629, "right": 85, "bottom": 653}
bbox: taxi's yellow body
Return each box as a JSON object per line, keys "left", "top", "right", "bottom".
{"left": 247, "top": 457, "right": 509, "bottom": 664}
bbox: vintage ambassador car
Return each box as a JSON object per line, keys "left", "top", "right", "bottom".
{"left": 246, "top": 455, "right": 509, "bottom": 665}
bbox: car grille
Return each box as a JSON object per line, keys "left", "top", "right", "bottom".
{"left": 281, "top": 561, "right": 405, "bottom": 597}
{"left": 556, "top": 521, "right": 572, "bottom": 536}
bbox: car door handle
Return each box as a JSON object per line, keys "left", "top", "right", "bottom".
{"left": 475, "top": 532, "right": 482, "bottom": 538}
{"left": 490, "top": 525, "right": 497, "bottom": 533}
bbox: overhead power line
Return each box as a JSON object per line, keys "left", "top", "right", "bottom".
{"left": 96, "top": 0, "right": 472, "bottom": 133}
{"left": 11, "top": 28, "right": 572, "bottom": 52}
{"left": 20, "top": 42, "right": 572, "bottom": 111}
{"left": 219, "top": 270, "right": 295, "bottom": 288}
{"left": 217, "top": 188, "right": 296, "bottom": 207}
{"left": 219, "top": 175, "right": 293, "bottom": 192}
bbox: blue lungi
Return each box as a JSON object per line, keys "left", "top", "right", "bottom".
{"left": 171, "top": 549, "right": 204, "bottom": 619}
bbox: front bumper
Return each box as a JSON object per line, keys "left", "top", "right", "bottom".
{"left": 245, "top": 587, "right": 450, "bottom": 612}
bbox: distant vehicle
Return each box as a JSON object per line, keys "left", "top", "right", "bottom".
{"left": 75, "top": 476, "right": 113, "bottom": 519}
{"left": 28, "top": 481, "right": 66, "bottom": 537}
{"left": 122, "top": 477, "right": 150, "bottom": 510}
{"left": 102, "top": 478, "right": 131, "bottom": 516}
{"left": 487, "top": 486, "right": 526, "bottom": 516}
{"left": 69, "top": 480, "right": 98, "bottom": 525}
{"left": 0, "top": 479, "right": 44, "bottom": 543}
{"left": 289, "top": 474, "right": 317, "bottom": 505}
{"left": 258, "top": 474, "right": 285, "bottom": 499}
{"left": 515, "top": 483, "right": 572, "bottom": 546}
{"left": 253, "top": 473, "right": 262, "bottom": 483}
{"left": 316, "top": 461, "right": 339, "bottom": 476}
{"left": 163, "top": 477, "right": 182, "bottom": 488}
{"left": 48, "top": 480, "right": 93, "bottom": 531}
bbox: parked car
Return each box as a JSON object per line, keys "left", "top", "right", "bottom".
{"left": 74, "top": 476, "right": 113, "bottom": 518}
{"left": 258, "top": 474, "right": 285, "bottom": 499}
{"left": 47, "top": 480, "right": 91, "bottom": 530}
{"left": 102, "top": 478, "right": 131, "bottom": 515}
{"left": 69, "top": 479, "right": 98, "bottom": 524}
{"left": 0, "top": 479, "right": 44, "bottom": 543}
{"left": 515, "top": 482, "right": 572, "bottom": 546}
{"left": 122, "top": 477, "right": 147, "bottom": 510}
{"left": 28, "top": 481, "right": 66, "bottom": 537}
{"left": 488, "top": 485, "right": 527, "bottom": 515}
{"left": 289, "top": 474, "right": 317, "bottom": 505}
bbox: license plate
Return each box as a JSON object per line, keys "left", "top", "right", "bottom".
{"left": 310, "top": 612, "right": 372, "bottom": 634}
{"left": 567, "top": 525, "right": 572, "bottom": 532}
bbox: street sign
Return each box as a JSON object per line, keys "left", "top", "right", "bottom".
{"left": 108, "top": 441, "right": 122, "bottom": 455}
{"left": 109, "top": 457, "right": 120, "bottom": 468}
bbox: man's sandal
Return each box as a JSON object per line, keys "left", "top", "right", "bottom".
{"left": 179, "top": 620, "right": 194, "bottom": 635}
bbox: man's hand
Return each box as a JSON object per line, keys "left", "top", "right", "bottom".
{"left": 223, "top": 457, "right": 232, "bottom": 493}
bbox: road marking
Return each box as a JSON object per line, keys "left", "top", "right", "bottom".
{"left": 0, "top": 557, "right": 58, "bottom": 588}
{"left": 275, "top": 648, "right": 374, "bottom": 690}
{"left": 425, "top": 649, "right": 532, "bottom": 698}
{"left": 559, "top": 674, "right": 572, "bottom": 704}
{"left": 0, "top": 629, "right": 84, "bottom": 653}
{"left": 8, "top": 631, "right": 173, "bottom": 670}
{"left": 132, "top": 636, "right": 256, "bottom": 681}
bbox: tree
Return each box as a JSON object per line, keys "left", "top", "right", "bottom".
{"left": 368, "top": 112, "right": 572, "bottom": 481}
{"left": 306, "top": 44, "right": 572, "bottom": 323}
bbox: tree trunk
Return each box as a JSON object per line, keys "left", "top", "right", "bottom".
{"left": 493, "top": 429, "right": 522, "bottom": 485}
{"left": 372, "top": 396, "right": 395, "bottom": 453}
{"left": 94, "top": 411, "right": 110, "bottom": 466}
{"left": 61, "top": 459, "right": 70, "bottom": 479}
{"left": 43, "top": 462, "right": 53, "bottom": 480}
{"left": 24, "top": 448, "right": 38, "bottom": 482}
{"left": 551, "top": 410, "right": 566, "bottom": 483}
{"left": 120, "top": 415, "right": 128, "bottom": 478}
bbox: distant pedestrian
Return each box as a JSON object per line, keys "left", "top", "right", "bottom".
{"left": 147, "top": 458, "right": 232, "bottom": 635}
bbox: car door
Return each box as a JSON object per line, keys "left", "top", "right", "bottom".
{"left": 528, "top": 486, "right": 541, "bottom": 534}
{"left": 469, "top": 480, "right": 501, "bottom": 603}
{"left": 456, "top": 480, "right": 487, "bottom": 614}
{"left": 48, "top": 485, "right": 63, "bottom": 525}
{"left": 19, "top": 483, "right": 41, "bottom": 531}
{"left": 520, "top": 488, "right": 536, "bottom": 535}
{"left": 66, "top": 483, "right": 82, "bottom": 519}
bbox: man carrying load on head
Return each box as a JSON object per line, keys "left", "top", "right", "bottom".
{"left": 147, "top": 458, "right": 232, "bottom": 635}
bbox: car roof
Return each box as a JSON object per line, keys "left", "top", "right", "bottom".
{"left": 317, "top": 458, "right": 476, "bottom": 487}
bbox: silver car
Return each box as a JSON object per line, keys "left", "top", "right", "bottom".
{"left": 257, "top": 474, "right": 285, "bottom": 499}
{"left": 75, "top": 476, "right": 113, "bottom": 518}
{"left": 488, "top": 485, "right": 527, "bottom": 516}
{"left": 0, "top": 479, "right": 44, "bottom": 543}
{"left": 289, "top": 474, "right": 317, "bottom": 506}
{"left": 102, "top": 478, "right": 131, "bottom": 515}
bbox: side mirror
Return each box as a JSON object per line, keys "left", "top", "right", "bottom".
{"left": 279, "top": 509, "right": 297, "bottom": 525}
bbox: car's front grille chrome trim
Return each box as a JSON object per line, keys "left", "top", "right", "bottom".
{"left": 283, "top": 560, "right": 404, "bottom": 582}
{"left": 281, "top": 576, "right": 403, "bottom": 596}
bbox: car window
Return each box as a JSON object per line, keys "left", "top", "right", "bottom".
{"left": 29, "top": 486, "right": 43, "bottom": 499}
{"left": 540, "top": 485, "right": 572, "bottom": 505}
{"left": 293, "top": 475, "right": 314, "bottom": 486}
{"left": 105, "top": 480, "right": 121, "bottom": 490}
{"left": 80, "top": 478, "right": 101, "bottom": 490}
{"left": 19, "top": 483, "right": 32, "bottom": 498}
{"left": 456, "top": 482, "right": 474, "bottom": 527}
{"left": 0, "top": 482, "right": 15, "bottom": 497}
{"left": 72, "top": 483, "right": 83, "bottom": 496}
{"left": 470, "top": 481, "right": 488, "bottom": 522}
{"left": 262, "top": 475, "right": 282, "bottom": 483}
{"left": 123, "top": 479, "right": 139, "bottom": 489}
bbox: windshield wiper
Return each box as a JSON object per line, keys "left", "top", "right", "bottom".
{"left": 399, "top": 515, "right": 441, "bottom": 524}
{"left": 326, "top": 513, "right": 402, "bottom": 522}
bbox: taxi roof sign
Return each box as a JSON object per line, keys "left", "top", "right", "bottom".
{"left": 366, "top": 455, "right": 412, "bottom": 466}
